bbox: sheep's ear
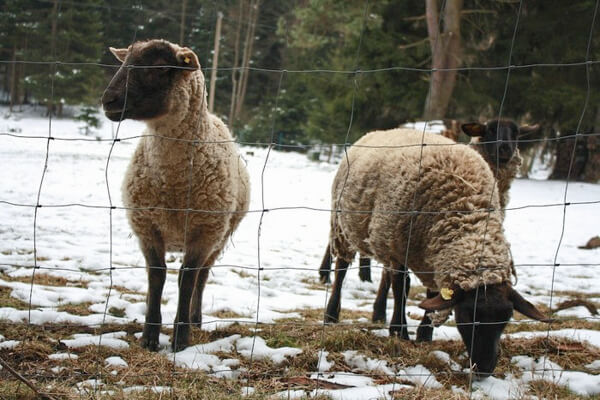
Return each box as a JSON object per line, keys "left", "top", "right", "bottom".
{"left": 508, "top": 287, "right": 553, "bottom": 323}
{"left": 109, "top": 47, "right": 129, "bottom": 63}
{"left": 461, "top": 123, "right": 486, "bottom": 138}
{"left": 419, "top": 287, "right": 463, "bottom": 311}
{"left": 518, "top": 124, "right": 540, "bottom": 137}
{"left": 176, "top": 47, "right": 200, "bottom": 71}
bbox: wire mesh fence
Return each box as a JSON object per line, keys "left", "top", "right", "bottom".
{"left": 1, "top": 0, "right": 600, "bottom": 399}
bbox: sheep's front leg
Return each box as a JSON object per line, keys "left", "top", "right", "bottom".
{"left": 140, "top": 237, "right": 167, "bottom": 351}
{"left": 190, "top": 249, "right": 219, "bottom": 326}
{"left": 372, "top": 268, "right": 391, "bottom": 323}
{"left": 318, "top": 244, "right": 333, "bottom": 284}
{"left": 416, "top": 289, "right": 438, "bottom": 342}
{"left": 389, "top": 264, "right": 410, "bottom": 340}
{"left": 324, "top": 258, "right": 350, "bottom": 323}
{"left": 172, "top": 249, "right": 206, "bottom": 352}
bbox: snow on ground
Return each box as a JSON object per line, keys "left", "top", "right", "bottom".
{"left": 1, "top": 106, "right": 599, "bottom": 398}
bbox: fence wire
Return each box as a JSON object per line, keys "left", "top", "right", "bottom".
{"left": 0, "top": 1, "right": 599, "bottom": 399}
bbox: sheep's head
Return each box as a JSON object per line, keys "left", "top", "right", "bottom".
{"left": 101, "top": 39, "right": 200, "bottom": 122}
{"left": 462, "top": 120, "right": 539, "bottom": 165}
{"left": 419, "top": 283, "right": 550, "bottom": 378}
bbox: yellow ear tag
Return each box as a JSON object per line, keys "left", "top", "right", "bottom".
{"left": 184, "top": 56, "right": 191, "bottom": 64}
{"left": 440, "top": 287, "right": 454, "bottom": 301}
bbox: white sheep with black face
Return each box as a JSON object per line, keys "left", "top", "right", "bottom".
{"left": 324, "top": 128, "right": 549, "bottom": 377}
{"left": 322, "top": 119, "right": 539, "bottom": 326}
{"left": 102, "top": 39, "right": 250, "bottom": 352}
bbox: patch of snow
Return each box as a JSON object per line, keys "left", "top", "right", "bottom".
{"left": 105, "top": 356, "right": 128, "bottom": 368}
{"left": 399, "top": 364, "right": 442, "bottom": 389}
{"left": 431, "top": 350, "right": 462, "bottom": 371}
{"left": 0, "top": 340, "right": 20, "bottom": 349}
{"left": 585, "top": 360, "right": 600, "bottom": 371}
{"left": 61, "top": 331, "right": 129, "bottom": 349}
{"left": 48, "top": 352, "right": 79, "bottom": 360}
{"left": 317, "top": 349, "right": 333, "bottom": 372}
{"left": 342, "top": 350, "right": 395, "bottom": 376}
{"left": 236, "top": 336, "right": 302, "bottom": 365}
{"left": 471, "top": 374, "right": 523, "bottom": 400}
{"left": 514, "top": 355, "right": 600, "bottom": 396}
{"left": 122, "top": 386, "right": 172, "bottom": 394}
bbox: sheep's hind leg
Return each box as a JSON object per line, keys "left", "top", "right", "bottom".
{"left": 172, "top": 247, "right": 208, "bottom": 352}
{"left": 372, "top": 267, "right": 391, "bottom": 323}
{"left": 389, "top": 264, "right": 410, "bottom": 340}
{"left": 318, "top": 244, "right": 333, "bottom": 284}
{"left": 324, "top": 258, "right": 351, "bottom": 323}
{"left": 358, "top": 256, "right": 372, "bottom": 282}
{"left": 140, "top": 236, "right": 167, "bottom": 352}
{"left": 416, "top": 289, "right": 438, "bottom": 342}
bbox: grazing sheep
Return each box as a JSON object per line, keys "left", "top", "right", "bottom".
{"left": 101, "top": 39, "right": 250, "bottom": 351}
{"left": 372, "top": 119, "right": 539, "bottom": 329}
{"left": 325, "top": 128, "right": 548, "bottom": 377}
{"left": 322, "top": 119, "right": 538, "bottom": 324}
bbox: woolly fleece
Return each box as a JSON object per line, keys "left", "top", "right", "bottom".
{"left": 122, "top": 43, "right": 250, "bottom": 262}
{"left": 330, "top": 128, "right": 512, "bottom": 291}
{"left": 470, "top": 138, "right": 523, "bottom": 212}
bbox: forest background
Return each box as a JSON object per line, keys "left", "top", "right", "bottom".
{"left": 1, "top": 0, "right": 599, "bottom": 181}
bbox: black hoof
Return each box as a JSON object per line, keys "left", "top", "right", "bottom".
{"left": 324, "top": 313, "right": 339, "bottom": 324}
{"left": 140, "top": 335, "right": 160, "bottom": 351}
{"left": 171, "top": 324, "right": 190, "bottom": 352}
{"left": 372, "top": 310, "right": 386, "bottom": 323}
{"left": 389, "top": 325, "right": 410, "bottom": 340}
{"left": 140, "top": 324, "right": 161, "bottom": 351}
{"left": 416, "top": 326, "right": 433, "bottom": 342}
{"left": 358, "top": 268, "right": 371, "bottom": 282}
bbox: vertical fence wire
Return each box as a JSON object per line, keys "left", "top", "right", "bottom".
{"left": 0, "top": 1, "right": 599, "bottom": 398}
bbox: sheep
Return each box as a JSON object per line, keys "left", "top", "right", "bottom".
{"left": 372, "top": 119, "right": 540, "bottom": 329}
{"left": 462, "top": 119, "right": 539, "bottom": 212}
{"left": 101, "top": 39, "right": 250, "bottom": 352}
{"left": 324, "top": 128, "right": 548, "bottom": 377}
{"left": 321, "top": 119, "right": 538, "bottom": 324}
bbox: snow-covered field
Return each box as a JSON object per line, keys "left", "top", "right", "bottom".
{"left": 0, "top": 107, "right": 599, "bottom": 399}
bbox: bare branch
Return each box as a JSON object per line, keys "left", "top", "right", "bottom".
{"left": 0, "top": 355, "right": 58, "bottom": 400}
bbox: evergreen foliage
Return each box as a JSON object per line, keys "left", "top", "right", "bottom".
{"left": 1, "top": 0, "right": 599, "bottom": 180}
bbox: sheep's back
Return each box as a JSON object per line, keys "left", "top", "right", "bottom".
{"left": 331, "top": 129, "right": 502, "bottom": 286}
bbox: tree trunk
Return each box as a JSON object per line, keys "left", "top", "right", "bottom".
{"left": 179, "top": 0, "right": 188, "bottom": 45}
{"left": 208, "top": 12, "right": 223, "bottom": 113}
{"left": 9, "top": 45, "right": 17, "bottom": 112}
{"left": 47, "top": 0, "right": 59, "bottom": 117}
{"left": 549, "top": 134, "right": 587, "bottom": 181}
{"left": 234, "top": 0, "right": 261, "bottom": 118}
{"left": 229, "top": 0, "right": 244, "bottom": 129}
{"left": 423, "top": 0, "right": 463, "bottom": 120}
{"left": 582, "top": 105, "right": 600, "bottom": 182}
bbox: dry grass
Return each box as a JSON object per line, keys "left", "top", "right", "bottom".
{"left": 0, "top": 302, "right": 599, "bottom": 399}
{"left": 0, "top": 271, "right": 88, "bottom": 288}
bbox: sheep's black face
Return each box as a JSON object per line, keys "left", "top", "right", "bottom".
{"left": 461, "top": 120, "right": 539, "bottom": 166}
{"left": 419, "top": 283, "right": 549, "bottom": 378}
{"left": 454, "top": 286, "right": 512, "bottom": 378}
{"left": 102, "top": 40, "right": 199, "bottom": 122}
{"left": 481, "top": 120, "right": 519, "bottom": 165}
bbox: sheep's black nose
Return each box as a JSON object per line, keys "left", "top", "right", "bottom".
{"left": 101, "top": 89, "right": 120, "bottom": 109}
